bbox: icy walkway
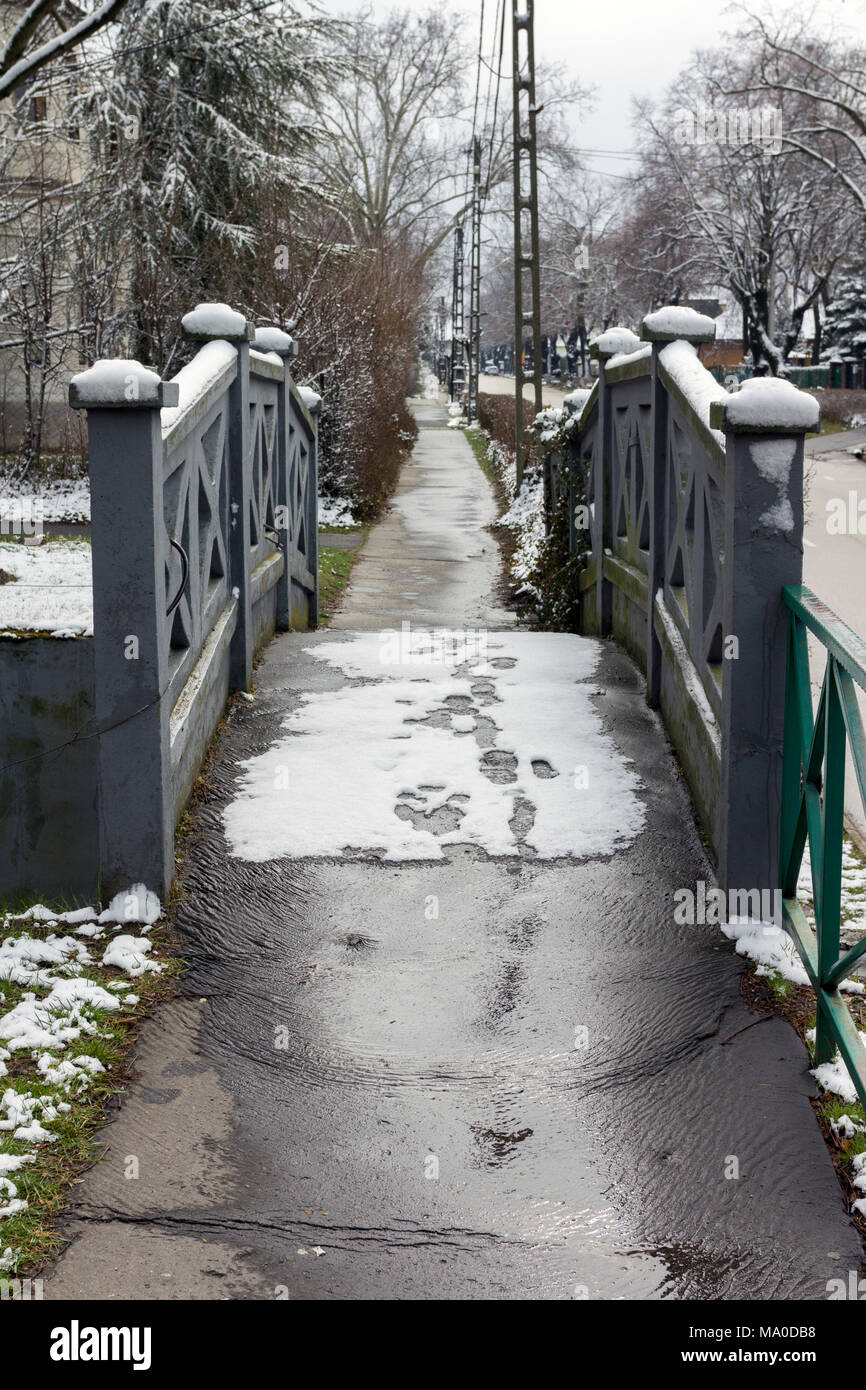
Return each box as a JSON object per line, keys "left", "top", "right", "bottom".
{"left": 45, "top": 397, "right": 862, "bottom": 1301}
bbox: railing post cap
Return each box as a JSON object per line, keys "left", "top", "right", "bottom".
{"left": 69, "top": 359, "right": 179, "bottom": 409}
{"left": 641, "top": 306, "right": 717, "bottom": 344}
{"left": 709, "top": 377, "right": 820, "bottom": 434}
{"left": 298, "top": 385, "right": 323, "bottom": 417}
{"left": 591, "top": 326, "right": 641, "bottom": 362}
{"left": 181, "top": 302, "right": 252, "bottom": 343}
{"left": 253, "top": 325, "right": 296, "bottom": 357}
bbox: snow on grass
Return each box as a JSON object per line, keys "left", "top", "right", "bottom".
{"left": 318, "top": 496, "right": 357, "bottom": 528}
{"left": 101, "top": 936, "right": 161, "bottom": 977}
{"left": 0, "top": 473, "right": 90, "bottom": 524}
{"left": 806, "top": 1026, "right": 866, "bottom": 1108}
{"left": 787, "top": 837, "right": 866, "bottom": 1119}
{"left": 464, "top": 421, "right": 545, "bottom": 596}
{"left": 501, "top": 471, "right": 546, "bottom": 592}
{"left": 797, "top": 836, "right": 866, "bottom": 947}
{"left": 722, "top": 917, "right": 811, "bottom": 988}
{"left": 97, "top": 883, "right": 161, "bottom": 927}
{"left": 223, "top": 631, "right": 646, "bottom": 862}
{"left": 0, "top": 887, "right": 168, "bottom": 1250}
{"left": 0, "top": 536, "right": 93, "bottom": 637}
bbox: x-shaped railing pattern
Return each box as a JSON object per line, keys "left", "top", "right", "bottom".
{"left": 664, "top": 406, "right": 725, "bottom": 717}
{"left": 611, "top": 394, "right": 650, "bottom": 571}
{"left": 248, "top": 385, "right": 279, "bottom": 571}
{"left": 163, "top": 400, "right": 230, "bottom": 697}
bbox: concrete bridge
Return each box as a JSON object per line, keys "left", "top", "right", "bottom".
{"left": 40, "top": 308, "right": 866, "bottom": 1298}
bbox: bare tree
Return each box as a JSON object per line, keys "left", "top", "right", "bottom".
{"left": 725, "top": 7, "right": 866, "bottom": 219}
{"left": 314, "top": 5, "right": 589, "bottom": 272}
{"left": 627, "top": 36, "right": 857, "bottom": 374}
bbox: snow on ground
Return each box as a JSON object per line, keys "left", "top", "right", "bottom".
{"left": 722, "top": 917, "right": 811, "bottom": 988}
{"left": 318, "top": 496, "right": 357, "bottom": 528}
{"left": 0, "top": 473, "right": 90, "bottom": 523}
{"left": 789, "top": 840, "right": 866, "bottom": 1113}
{"left": 223, "top": 631, "right": 646, "bottom": 862}
{"left": 0, "top": 537, "right": 93, "bottom": 637}
{"left": 1, "top": 466, "right": 361, "bottom": 533}
{"left": 463, "top": 421, "right": 541, "bottom": 593}
{"left": 501, "top": 472, "right": 546, "bottom": 591}
{"left": 806, "top": 1025, "right": 866, "bottom": 1108}
{"left": 0, "top": 889, "right": 164, "bottom": 1232}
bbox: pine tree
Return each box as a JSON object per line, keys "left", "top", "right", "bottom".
{"left": 821, "top": 277, "right": 866, "bottom": 360}
{"left": 78, "top": 0, "right": 336, "bottom": 365}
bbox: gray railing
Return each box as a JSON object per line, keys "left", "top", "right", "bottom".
{"left": 68, "top": 303, "right": 320, "bottom": 899}
{"left": 576, "top": 306, "right": 817, "bottom": 899}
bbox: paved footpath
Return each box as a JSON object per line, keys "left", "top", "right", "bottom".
{"left": 45, "top": 399, "right": 861, "bottom": 1300}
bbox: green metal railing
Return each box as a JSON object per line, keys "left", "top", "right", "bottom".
{"left": 780, "top": 585, "right": 866, "bottom": 1109}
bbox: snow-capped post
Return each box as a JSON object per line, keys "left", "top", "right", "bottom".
{"left": 253, "top": 325, "right": 296, "bottom": 631}
{"left": 69, "top": 359, "right": 180, "bottom": 899}
{"left": 298, "top": 383, "right": 322, "bottom": 629}
{"left": 182, "top": 303, "right": 254, "bottom": 690}
{"left": 641, "top": 307, "right": 717, "bottom": 708}
{"left": 590, "top": 327, "right": 641, "bottom": 636}
{"left": 709, "top": 378, "right": 818, "bottom": 899}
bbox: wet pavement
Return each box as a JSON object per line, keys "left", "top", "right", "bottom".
{"left": 44, "top": 398, "right": 863, "bottom": 1301}
{"left": 329, "top": 399, "right": 513, "bottom": 631}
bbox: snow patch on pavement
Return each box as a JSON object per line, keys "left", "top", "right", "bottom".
{"left": 223, "top": 631, "right": 646, "bottom": 862}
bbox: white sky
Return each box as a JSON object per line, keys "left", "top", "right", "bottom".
{"left": 314, "top": 0, "right": 866, "bottom": 179}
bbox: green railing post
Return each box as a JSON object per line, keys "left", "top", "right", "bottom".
{"left": 779, "top": 616, "right": 803, "bottom": 899}
{"left": 817, "top": 662, "right": 846, "bottom": 1065}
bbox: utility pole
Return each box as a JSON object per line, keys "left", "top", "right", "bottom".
{"left": 467, "top": 135, "right": 482, "bottom": 424}
{"left": 511, "top": 0, "right": 543, "bottom": 487}
{"left": 450, "top": 223, "right": 465, "bottom": 403}
{"left": 437, "top": 295, "right": 447, "bottom": 386}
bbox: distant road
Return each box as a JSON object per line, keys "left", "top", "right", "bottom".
{"left": 479, "top": 373, "right": 572, "bottom": 408}
{"left": 803, "top": 432, "right": 866, "bottom": 849}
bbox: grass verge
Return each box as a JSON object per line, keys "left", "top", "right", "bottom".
{"left": 317, "top": 525, "right": 368, "bottom": 625}
{"left": 463, "top": 423, "right": 510, "bottom": 512}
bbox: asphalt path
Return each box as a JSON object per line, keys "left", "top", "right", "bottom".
{"left": 44, "top": 400, "right": 862, "bottom": 1300}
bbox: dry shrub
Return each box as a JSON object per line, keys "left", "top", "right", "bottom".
{"left": 241, "top": 215, "right": 423, "bottom": 520}
{"left": 478, "top": 392, "right": 517, "bottom": 451}
{"left": 805, "top": 388, "right": 866, "bottom": 428}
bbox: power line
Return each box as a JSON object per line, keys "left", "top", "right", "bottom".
{"left": 485, "top": 0, "right": 507, "bottom": 198}
{"left": 466, "top": 0, "right": 486, "bottom": 205}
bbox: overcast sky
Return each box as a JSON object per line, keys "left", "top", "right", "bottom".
{"left": 314, "top": 0, "right": 866, "bottom": 179}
